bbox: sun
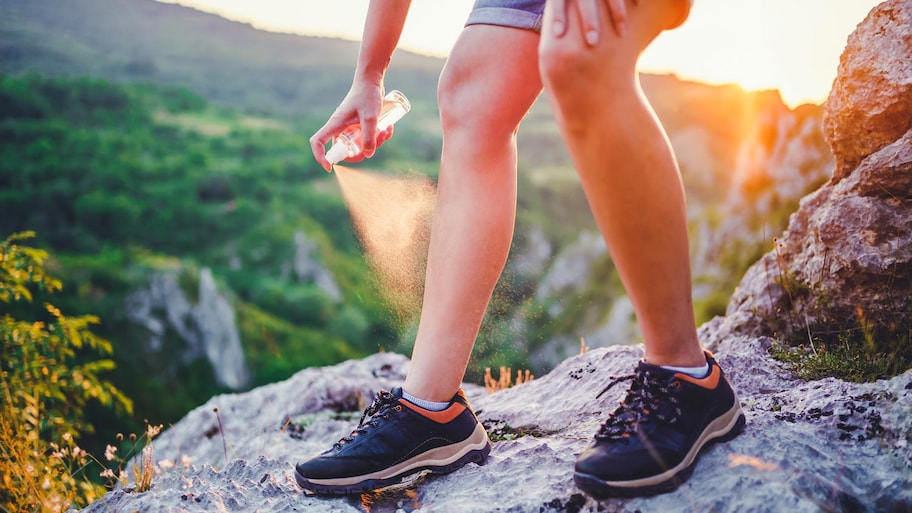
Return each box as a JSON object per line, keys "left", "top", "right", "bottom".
{"left": 639, "top": 0, "right": 880, "bottom": 108}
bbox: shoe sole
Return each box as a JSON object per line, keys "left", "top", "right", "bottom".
{"left": 574, "top": 401, "right": 746, "bottom": 499}
{"left": 295, "top": 423, "right": 491, "bottom": 495}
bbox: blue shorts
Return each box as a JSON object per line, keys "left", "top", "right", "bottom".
{"left": 465, "top": 0, "right": 546, "bottom": 33}
{"left": 464, "top": 0, "right": 693, "bottom": 33}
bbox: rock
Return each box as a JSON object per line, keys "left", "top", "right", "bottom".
{"left": 535, "top": 230, "right": 608, "bottom": 317}
{"left": 711, "top": 0, "right": 912, "bottom": 344}
{"left": 824, "top": 0, "right": 912, "bottom": 179}
{"left": 291, "top": 230, "right": 342, "bottom": 302}
{"left": 509, "top": 226, "right": 554, "bottom": 280}
{"left": 76, "top": 345, "right": 912, "bottom": 513}
{"left": 125, "top": 265, "right": 250, "bottom": 390}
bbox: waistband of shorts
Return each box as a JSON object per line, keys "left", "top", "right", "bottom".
{"left": 464, "top": 2, "right": 545, "bottom": 33}
{"left": 464, "top": 0, "right": 694, "bottom": 33}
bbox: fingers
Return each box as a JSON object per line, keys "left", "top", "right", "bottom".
{"left": 359, "top": 110, "right": 379, "bottom": 159}
{"left": 551, "top": 0, "right": 569, "bottom": 36}
{"left": 341, "top": 126, "right": 393, "bottom": 163}
{"left": 309, "top": 85, "right": 387, "bottom": 172}
{"left": 309, "top": 117, "right": 394, "bottom": 171}
{"left": 605, "top": 0, "right": 630, "bottom": 37}
{"left": 310, "top": 122, "right": 338, "bottom": 172}
{"left": 575, "top": 0, "right": 602, "bottom": 46}
{"left": 552, "top": 0, "right": 635, "bottom": 45}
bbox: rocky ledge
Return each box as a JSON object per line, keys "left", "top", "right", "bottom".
{"left": 82, "top": 341, "right": 911, "bottom": 513}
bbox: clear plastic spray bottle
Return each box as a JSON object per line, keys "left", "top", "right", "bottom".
{"left": 325, "top": 89, "right": 411, "bottom": 165}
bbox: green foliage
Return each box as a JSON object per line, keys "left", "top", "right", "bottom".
{"left": 766, "top": 245, "right": 912, "bottom": 382}
{"left": 773, "top": 301, "right": 912, "bottom": 383}
{"left": 770, "top": 327, "right": 911, "bottom": 383}
{"left": 0, "top": 232, "right": 131, "bottom": 512}
{"left": 236, "top": 302, "right": 359, "bottom": 386}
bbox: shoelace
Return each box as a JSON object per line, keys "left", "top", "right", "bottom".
{"left": 334, "top": 389, "right": 398, "bottom": 449}
{"left": 594, "top": 369, "right": 682, "bottom": 441}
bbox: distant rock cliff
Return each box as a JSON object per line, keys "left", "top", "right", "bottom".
{"left": 125, "top": 265, "right": 250, "bottom": 390}
{"left": 81, "top": 2, "right": 912, "bottom": 512}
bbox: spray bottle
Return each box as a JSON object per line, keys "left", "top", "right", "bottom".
{"left": 325, "top": 90, "right": 411, "bottom": 166}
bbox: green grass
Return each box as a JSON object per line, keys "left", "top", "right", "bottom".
{"left": 770, "top": 303, "right": 912, "bottom": 383}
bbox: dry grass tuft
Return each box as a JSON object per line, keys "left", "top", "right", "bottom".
{"left": 484, "top": 366, "right": 534, "bottom": 394}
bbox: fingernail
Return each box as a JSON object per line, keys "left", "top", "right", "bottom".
{"left": 586, "top": 29, "right": 599, "bottom": 45}
{"left": 553, "top": 20, "right": 564, "bottom": 34}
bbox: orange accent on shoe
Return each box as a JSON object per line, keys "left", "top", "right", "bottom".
{"left": 399, "top": 399, "right": 467, "bottom": 424}
{"left": 674, "top": 363, "right": 721, "bottom": 389}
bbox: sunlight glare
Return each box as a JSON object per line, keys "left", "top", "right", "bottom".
{"left": 157, "top": 0, "right": 882, "bottom": 108}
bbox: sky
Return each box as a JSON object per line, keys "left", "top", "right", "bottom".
{"left": 157, "top": 0, "right": 882, "bottom": 108}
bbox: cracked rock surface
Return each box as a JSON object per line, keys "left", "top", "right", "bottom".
{"left": 78, "top": 341, "right": 911, "bottom": 513}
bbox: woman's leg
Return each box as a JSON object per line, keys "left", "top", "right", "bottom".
{"left": 538, "top": 0, "right": 703, "bottom": 367}
{"left": 402, "top": 23, "right": 544, "bottom": 401}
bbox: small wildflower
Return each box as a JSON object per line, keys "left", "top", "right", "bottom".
{"left": 100, "top": 468, "right": 116, "bottom": 480}
{"left": 147, "top": 424, "right": 163, "bottom": 438}
{"left": 62, "top": 433, "right": 72, "bottom": 442}
{"left": 158, "top": 459, "right": 175, "bottom": 471}
{"left": 104, "top": 444, "right": 117, "bottom": 461}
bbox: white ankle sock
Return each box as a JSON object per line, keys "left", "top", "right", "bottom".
{"left": 661, "top": 363, "right": 710, "bottom": 378}
{"left": 402, "top": 390, "right": 450, "bottom": 411}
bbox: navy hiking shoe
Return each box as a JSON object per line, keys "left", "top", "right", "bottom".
{"left": 574, "top": 351, "right": 745, "bottom": 498}
{"left": 294, "top": 387, "right": 491, "bottom": 495}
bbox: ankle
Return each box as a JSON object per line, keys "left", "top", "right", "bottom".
{"left": 643, "top": 349, "right": 706, "bottom": 368}
{"left": 401, "top": 388, "right": 451, "bottom": 412}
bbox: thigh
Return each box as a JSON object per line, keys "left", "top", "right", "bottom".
{"left": 540, "top": 0, "right": 689, "bottom": 75}
{"left": 438, "top": 23, "right": 543, "bottom": 134}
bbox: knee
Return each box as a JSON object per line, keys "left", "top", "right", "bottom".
{"left": 538, "top": 35, "right": 588, "bottom": 94}
{"left": 437, "top": 62, "right": 519, "bottom": 145}
{"left": 437, "top": 63, "right": 475, "bottom": 136}
{"left": 538, "top": 34, "right": 633, "bottom": 107}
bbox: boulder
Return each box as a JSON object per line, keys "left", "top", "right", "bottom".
{"left": 713, "top": 0, "right": 912, "bottom": 345}
{"left": 824, "top": 0, "right": 912, "bottom": 180}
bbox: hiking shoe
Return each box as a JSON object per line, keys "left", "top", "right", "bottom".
{"left": 574, "top": 350, "right": 745, "bottom": 498}
{"left": 294, "top": 387, "right": 491, "bottom": 495}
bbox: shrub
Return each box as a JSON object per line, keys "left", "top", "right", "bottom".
{"left": 0, "top": 232, "right": 132, "bottom": 512}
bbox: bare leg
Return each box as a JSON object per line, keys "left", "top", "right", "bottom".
{"left": 539, "top": 0, "right": 704, "bottom": 367}
{"left": 402, "top": 25, "right": 543, "bottom": 401}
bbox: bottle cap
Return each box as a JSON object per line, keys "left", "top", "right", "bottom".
{"left": 325, "top": 143, "right": 350, "bottom": 165}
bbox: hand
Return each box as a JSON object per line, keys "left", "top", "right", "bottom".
{"left": 550, "top": 0, "right": 639, "bottom": 45}
{"left": 309, "top": 83, "right": 394, "bottom": 172}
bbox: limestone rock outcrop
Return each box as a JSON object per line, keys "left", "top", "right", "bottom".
{"left": 77, "top": 345, "right": 912, "bottom": 513}
{"left": 824, "top": 0, "right": 912, "bottom": 180}
{"left": 711, "top": 0, "right": 912, "bottom": 345}
{"left": 125, "top": 266, "right": 250, "bottom": 390}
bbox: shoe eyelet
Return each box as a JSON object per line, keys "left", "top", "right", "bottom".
{"left": 395, "top": 405, "right": 403, "bottom": 412}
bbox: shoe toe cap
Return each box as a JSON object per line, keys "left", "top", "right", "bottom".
{"left": 575, "top": 441, "right": 681, "bottom": 482}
